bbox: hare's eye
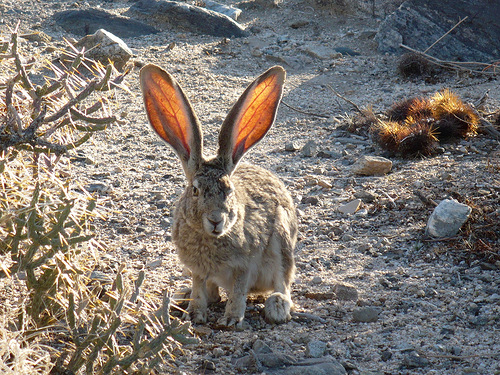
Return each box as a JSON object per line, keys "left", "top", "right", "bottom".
{"left": 192, "top": 186, "right": 199, "bottom": 196}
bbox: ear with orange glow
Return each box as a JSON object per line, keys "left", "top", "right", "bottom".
{"left": 140, "top": 64, "right": 202, "bottom": 177}
{"left": 218, "top": 66, "right": 286, "bottom": 171}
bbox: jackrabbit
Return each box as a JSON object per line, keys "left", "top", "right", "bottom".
{"left": 140, "top": 65, "right": 297, "bottom": 328}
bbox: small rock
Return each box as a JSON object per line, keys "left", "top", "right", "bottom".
{"left": 352, "top": 306, "right": 381, "bottom": 323}
{"left": 402, "top": 353, "right": 429, "bottom": 368}
{"left": 213, "top": 347, "right": 224, "bottom": 357}
{"left": 301, "top": 140, "right": 318, "bottom": 157}
{"left": 203, "top": 0, "right": 242, "bottom": 20}
{"left": 258, "top": 352, "right": 296, "bottom": 368}
{"left": 311, "top": 276, "right": 323, "bottom": 285}
{"left": 306, "top": 340, "right": 327, "bottom": 358}
{"left": 146, "top": 259, "right": 162, "bottom": 269}
{"left": 381, "top": 349, "right": 392, "bottom": 361}
{"left": 86, "top": 182, "right": 109, "bottom": 193}
{"left": 285, "top": 140, "right": 300, "bottom": 151}
{"left": 333, "top": 283, "right": 359, "bottom": 301}
{"left": 352, "top": 155, "right": 392, "bottom": 175}
{"left": 76, "top": 29, "right": 133, "bottom": 70}
{"left": 354, "top": 190, "right": 378, "bottom": 202}
{"left": 338, "top": 199, "right": 361, "bottom": 215}
{"left": 425, "top": 199, "right": 472, "bottom": 238}
{"left": 252, "top": 339, "right": 272, "bottom": 354}
{"left": 199, "top": 359, "right": 216, "bottom": 372}
{"left": 302, "top": 196, "right": 320, "bottom": 205}
{"left": 318, "top": 179, "right": 333, "bottom": 189}
{"left": 273, "top": 357, "right": 347, "bottom": 375}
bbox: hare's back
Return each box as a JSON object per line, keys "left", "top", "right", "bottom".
{"left": 232, "top": 163, "right": 295, "bottom": 211}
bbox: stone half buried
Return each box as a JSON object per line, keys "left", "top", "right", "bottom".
{"left": 75, "top": 29, "right": 133, "bottom": 71}
{"left": 127, "top": 0, "right": 249, "bottom": 38}
{"left": 425, "top": 198, "right": 472, "bottom": 238}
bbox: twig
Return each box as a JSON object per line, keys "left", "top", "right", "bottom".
{"left": 421, "top": 351, "right": 500, "bottom": 360}
{"left": 399, "top": 44, "right": 498, "bottom": 76}
{"left": 326, "top": 84, "right": 365, "bottom": 115}
{"left": 414, "top": 190, "right": 438, "bottom": 207}
{"left": 423, "top": 16, "right": 468, "bottom": 54}
{"left": 291, "top": 311, "right": 327, "bottom": 323}
{"left": 281, "top": 100, "right": 330, "bottom": 119}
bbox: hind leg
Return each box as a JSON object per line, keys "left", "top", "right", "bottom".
{"left": 263, "top": 233, "right": 296, "bottom": 324}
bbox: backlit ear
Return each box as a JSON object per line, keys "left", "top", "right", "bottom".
{"left": 218, "top": 66, "right": 285, "bottom": 172}
{"left": 140, "top": 64, "right": 203, "bottom": 177}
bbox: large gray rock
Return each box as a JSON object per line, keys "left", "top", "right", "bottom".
{"left": 425, "top": 199, "right": 471, "bottom": 238}
{"left": 76, "top": 29, "right": 133, "bottom": 70}
{"left": 53, "top": 9, "right": 158, "bottom": 38}
{"left": 127, "top": 0, "right": 249, "bottom": 38}
{"left": 376, "top": 0, "right": 500, "bottom": 62}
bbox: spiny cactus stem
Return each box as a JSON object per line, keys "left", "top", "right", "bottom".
{"left": 69, "top": 108, "right": 116, "bottom": 127}
{"left": 11, "top": 31, "right": 36, "bottom": 98}
{"left": 24, "top": 105, "right": 47, "bottom": 139}
{"left": 130, "top": 270, "right": 145, "bottom": 304}
{"left": 44, "top": 78, "right": 98, "bottom": 123}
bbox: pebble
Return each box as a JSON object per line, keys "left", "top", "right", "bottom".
{"left": 351, "top": 155, "right": 392, "bottom": 175}
{"left": 311, "top": 276, "right": 323, "bottom": 285}
{"left": 86, "top": 182, "right": 109, "bottom": 193}
{"left": 301, "top": 140, "right": 318, "bottom": 157}
{"left": 302, "top": 196, "right": 320, "bottom": 205}
{"left": 381, "top": 349, "right": 392, "bottom": 361}
{"left": 273, "top": 357, "right": 347, "bottom": 375}
{"left": 306, "top": 340, "right": 327, "bottom": 358}
{"left": 425, "top": 199, "right": 472, "bottom": 238}
{"left": 352, "top": 307, "right": 381, "bottom": 323}
{"left": 338, "top": 199, "right": 361, "bottom": 215}
{"left": 354, "top": 190, "right": 378, "bottom": 202}
{"left": 285, "top": 141, "right": 300, "bottom": 151}
{"left": 333, "top": 283, "right": 359, "bottom": 301}
{"left": 401, "top": 353, "right": 430, "bottom": 368}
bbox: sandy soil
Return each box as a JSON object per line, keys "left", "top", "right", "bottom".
{"left": 1, "top": 0, "right": 499, "bottom": 374}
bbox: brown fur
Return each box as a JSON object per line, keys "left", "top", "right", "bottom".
{"left": 140, "top": 65, "right": 297, "bottom": 327}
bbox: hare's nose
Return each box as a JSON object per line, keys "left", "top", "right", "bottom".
{"left": 208, "top": 218, "right": 222, "bottom": 227}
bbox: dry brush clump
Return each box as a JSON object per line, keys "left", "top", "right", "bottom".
{"left": 369, "top": 89, "right": 480, "bottom": 157}
{"left": 0, "top": 26, "right": 196, "bottom": 374}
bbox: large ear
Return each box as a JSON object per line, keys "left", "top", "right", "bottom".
{"left": 218, "top": 66, "right": 285, "bottom": 172}
{"left": 140, "top": 64, "right": 203, "bottom": 178}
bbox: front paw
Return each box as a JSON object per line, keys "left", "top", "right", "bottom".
{"left": 264, "top": 292, "right": 292, "bottom": 324}
{"left": 217, "top": 314, "right": 244, "bottom": 330}
{"left": 183, "top": 307, "right": 207, "bottom": 324}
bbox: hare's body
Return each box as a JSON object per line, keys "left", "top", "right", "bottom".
{"left": 174, "top": 162, "right": 297, "bottom": 294}
{"left": 140, "top": 64, "right": 297, "bottom": 327}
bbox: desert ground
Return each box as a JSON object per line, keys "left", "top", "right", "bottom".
{"left": 1, "top": 0, "right": 499, "bottom": 374}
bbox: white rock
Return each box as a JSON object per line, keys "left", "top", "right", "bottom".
{"left": 76, "top": 29, "right": 133, "bottom": 70}
{"left": 425, "top": 199, "right": 472, "bottom": 238}
{"left": 338, "top": 199, "right": 361, "bottom": 215}
{"left": 352, "top": 155, "right": 392, "bottom": 176}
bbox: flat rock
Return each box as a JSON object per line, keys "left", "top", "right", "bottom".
{"left": 425, "top": 199, "right": 472, "bottom": 238}
{"left": 376, "top": 0, "right": 500, "bottom": 62}
{"left": 53, "top": 9, "right": 158, "bottom": 38}
{"left": 333, "top": 283, "right": 359, "bottom": 301}
{"left": 351, "top": 155, "right": 392, "bottom": 176}
{"left": 352, "top": 306, "right": 381, "bottom": 323}
{"left": 306, "top": 340, "right": 327, "bottom": 358}
{"left": 272, "top": 356, "right": 347, "bottom": 375}
{"left": 128, "top": 0, "right": 249, "bottom": 38}
{"left": 338, "top": 199, "right": 361, "bottom": 215}
{"left": 75, "top": 29, "right": 133, "bottom": 70}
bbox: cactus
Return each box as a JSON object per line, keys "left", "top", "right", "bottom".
{"left": 1, "top": 26, "right": 196, "bottom": 374}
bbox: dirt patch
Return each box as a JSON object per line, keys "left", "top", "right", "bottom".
{"left": 1, "top": 0, "right": 499, "bottom": 373}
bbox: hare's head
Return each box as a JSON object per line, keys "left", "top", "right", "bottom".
{"left": 140, "top": 65, "right": 285, "bottom": 237}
